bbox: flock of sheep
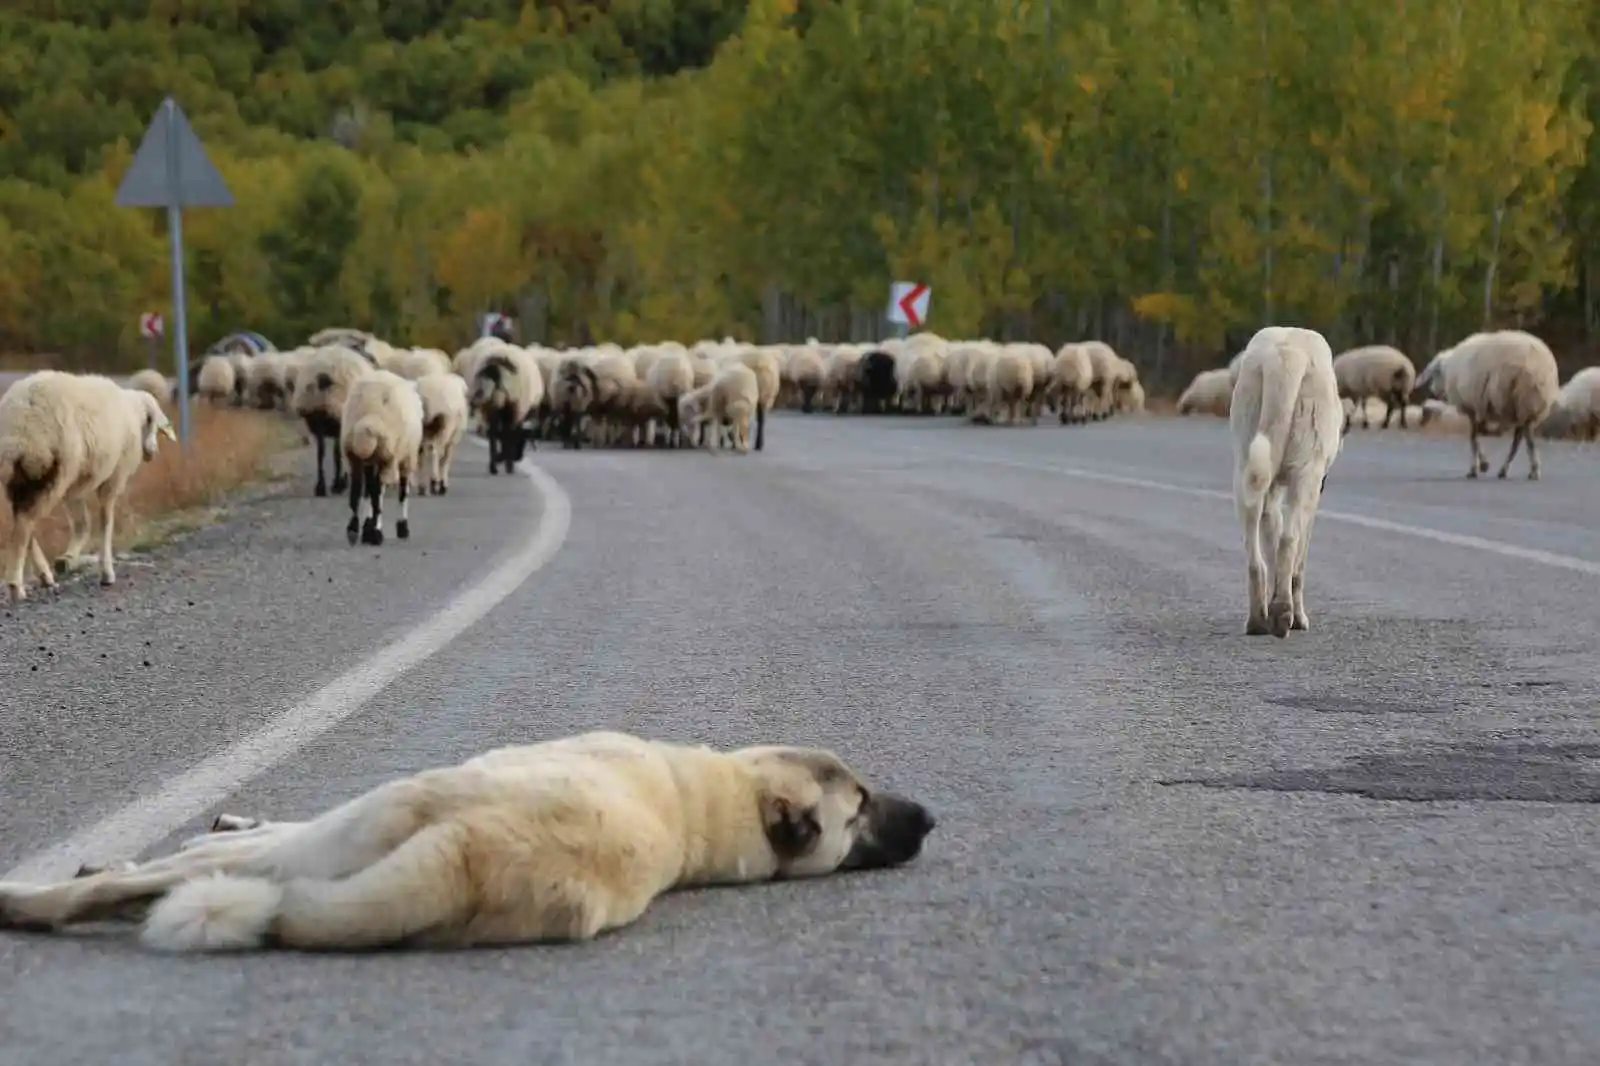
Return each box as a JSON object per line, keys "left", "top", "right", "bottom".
{"left": 0, "top": 315, "right": 1579, "bottom": 630}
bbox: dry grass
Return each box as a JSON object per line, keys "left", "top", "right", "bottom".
{"left": 0, "top": 401, "right": 298, "bottom": 561}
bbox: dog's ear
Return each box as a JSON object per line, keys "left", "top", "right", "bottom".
{"left": 760, "top": 793, "right": 822, "bottom": 859}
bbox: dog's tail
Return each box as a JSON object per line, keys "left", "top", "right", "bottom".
{"left": 140, "top": 824, "right": 474, "bottom": 953}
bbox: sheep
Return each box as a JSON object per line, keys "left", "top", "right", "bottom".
{"left": 195, "top": 356, "right": 236, "bottom": 407}
{"left": 646, "top": 350, "right": 696, "bottom": 446}
{"left": 1538, "top": 367, "right": 1600, "bottom": 442}
{"left": 128, "top": 369, "right": 169, "bottom": 403}
{"left": 340, "top": 370, "right": 424, "bottom": 547}
{"left": 292, "top": 346, "right": 375, "bottom": 497}
{"left": 549, "top": 357, "right": 601, "bottom": 449}
{"left": 1078, "top": 342, "right": 1123, "bottom": 420}
{"left": 1230, "top": 326, "right": 1344, "bottom": 638}
{"left": 985, "top": 346, "right": 1036, "bottom": 425}
{"left": 244, "top": 351, "right": 293, "bottom": 411}
{"left": 856, "top": 350, "right": 898, "bottom": 415}
{"left": 1332, "top": 345, "right": 1417, "bottom": 432}
{"left": 679, "top": 363, "right": 760, "bottom": 453}
{"left": 468, "top": 347, "right": 544, "bottom": 474}
{"left": 736, "top": 347, "right": 781, "bottom": 450}
{"left": 1177, "top": 368, "right": 1234, "bottom": 417}
{"left": 415, "top": 372, "right": 470, "bottom": 496}
{"left": 1415, "top": 330, "right": 1561, "bottom": 480}
{"left": 0, "top": 372, "right": 176, "bottom": 602}
{"left": 783, "top": 345, "right": 826, "bottom": 413}
{"left": 824, "top": 348, "right": 864, "bottom": 413}
{"left": 1048, "top": 344, "right": 1094, "bottom": 424}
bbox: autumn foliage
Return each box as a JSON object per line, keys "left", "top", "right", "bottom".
{"left": 1, "top": 0, "right": 1597, "bottom": 385}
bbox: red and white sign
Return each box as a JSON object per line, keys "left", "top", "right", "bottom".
{"left": 138, "top": 312, "right": 163, "bottom": 339}
{"left": 889, "top": 282, "right": 931, "bottom": 328}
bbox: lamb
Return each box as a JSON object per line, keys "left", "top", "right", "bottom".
{"left": 0, "top": 372, "right": 176, "bottom": 602}
{"left": 195, "top": 356, "right": 237, "bottom": 407}
{"left": 415, "top": 372, "right": 470, "bottom": 495}
{"left": 468, "top": 347, "right": 544, "bottom": 474}
{"left": 679, "top": 363, "right": 760, "bottom": 454}
{"left": 1177, "top": 368, "right": 1233, "bottom": 417}
{"left": 127, "top": 369, "right": 170, "bottom": 403}
{"left": 1332, "top": 345, "right": 1417, "bottom": 431}
{"left": 1229, "top": 326, "right": 1344, "bottom": 638}
{"left": 244, "top": 352, "right": 293, "bottom": 411}
{"left": 340, "top": 370, "right": 424, "bottom": 546}
{"left": 1414, "top": 330, "right": 1561, "bottom": 479}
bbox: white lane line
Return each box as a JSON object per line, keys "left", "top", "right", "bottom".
{"left": 4, "top": 448, "right": 571, "bottom": 882}
{"left": 894, "top": 446, "right": 1600, "bottom": 578}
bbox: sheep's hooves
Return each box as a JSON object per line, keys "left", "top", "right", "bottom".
{"left": 1268, "top": 607, "right": 1292, "bottom": 638}
{"left": 437, "top": 483, "right": 447, "bottom": 495}
{"left": 1291, "top": 614, "right": 1310, "bottom": 632}
{"left": 346, "top": 521, "right": 360, "bottom": 546}
{"left": 396, "top": 520, "right": 410, "bottom": 541}
{"left": 1529, "top": 470, "right": 1541, "bottom": 481}
{"left": 1245, "top": 617, "right": 1271, "bottom": 636}
{"left": 1465, "top": 470, "right": 1479, "bottom": 479}
{"left": 1497, "top": 469, "right": 1509, "bottom": 479}
{"left": 314, "top": 483, "right": 327, "bottom": 498}
{"left": 488, "top": 466, "right": 499, "bottom": 476}
{"left": 332, "top": 475, "right": 348, "bottom": 493}
{"left": 362, "top": 525, "right": 384, "bottom": 546}
{"left": 100, "top": 574, "right": 115, "bottom": 587}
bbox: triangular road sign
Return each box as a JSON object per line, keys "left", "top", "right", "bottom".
{"left": 115, "top": 97, "right": 235, "bottom": 209}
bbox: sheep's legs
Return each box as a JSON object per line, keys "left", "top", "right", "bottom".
{"left": 5, "top": 517, "right": 35, "bottom": 602}
{"left": 95, "top": 488, "right": 118, "bottom": 587}
{"left": 1497, "top": 426, "right": 1525, "bottom": 480}
{"left": 487, "top": 416, "right": 502, "bottom": 474}
{"left": 436, "top": 438, "right": 455, "bottom": 494}
{"left": 26, "top": 535, "right": 54, "bottom": 592}
{"left": 314, "top": 434, "right": 329, "bottom": 496}
{"left": 1524, "top": 426, "right": 1543, "bottom": 480}
{"left": 755, "top": 405, "right": 767, "bottom": 451}
{"left": 1268, "top": 479, "right": 1316, "bottom": 638}
{"left": 345, "top": 459, "right": 364, "bottom": 545}
{"left": 1239, "top": 495, "right": 1272, "bottom": 636}
{"left": 396, "top": 474, "right": 411, "bottom": 540}
{"left": 360, "top": 467, "right": 384, "bottom": 546}
{"left": 1467, "top": 420, "right": 1490, "bottom": 476}
{"left": 331, "top": 444, "right": 348, "bottom": 495}
{"left": 56, "top": 497, "right": 93, "bottom": 571}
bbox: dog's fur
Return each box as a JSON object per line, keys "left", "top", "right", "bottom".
{"left": 0, "top": 731, "right": 936, "bottom": 953}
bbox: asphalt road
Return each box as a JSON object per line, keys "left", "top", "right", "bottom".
{"left": 3, "top": 411, "right": 1600, "bottom": 1065}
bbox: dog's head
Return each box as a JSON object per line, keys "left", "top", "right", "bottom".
{"left": 735, "top": 746, "right": 936, "bottom": 879}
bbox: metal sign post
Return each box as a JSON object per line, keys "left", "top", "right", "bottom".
{"left": 115, "top": 97, "right": 235, "bottom": 445}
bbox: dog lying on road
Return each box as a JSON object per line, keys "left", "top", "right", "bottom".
{"left": 0, "top": 730, "right": 936, "bottom": 953}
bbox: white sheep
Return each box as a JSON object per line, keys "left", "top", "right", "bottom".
{"left": 782, "top": 345, "right": 826, "bottom": 413}
{"left": 195, "top": 356, "right": 236, "bottom": 407}
{"left": 1047, "top": 344, "right": 1094, "bottom": 424}
{"left": 736, "top": 348, "right": 782, "bottom": 450}
{"left": 679, "top": 363, "right": 760, "bottom": 453}
{"left": 0, "top": 372, "right": 176, "bottom": 602}
{"left": 415, "top": 372, "right": 470, "bottom": 496}
{"left": 127, "top": 369, "right": 170, "bottom": 403}
{"left": 1332, "top": 345, "right": 1417, "bottom": 431}
{"left": 340, "top": 370, "right": 424, "bottom": 546}
{"left": 1177, "top": 368, "right": 1233, "bottom": 417}
{"left": 1537, "top": 367, "right": 1600, "bottom": 442}
{"left": 1230, "top": 326, "right": 1344, "bottom": 638}
{"left": 985, "top": 346, "right": 1035, "bottom": 425}
{"left": 292, "top": 346, "right": 375, "bottom": 497}
{"left": 1415, "top": 330, "right": 1561, "bottom": 479}
{"left": 468, "top": 346, "right": 544, "bottom": 472}
{"left": 646, "top": 350, "right": 696, "bottom": 446}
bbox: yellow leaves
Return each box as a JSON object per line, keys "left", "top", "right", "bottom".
{"left": 1076, "top": 73, "right": 1097, "bottom": 95}
{"left": 1174, "top": 169, "right": 1189, "bottom": 193}
{"left": 432, "top": 206, "right": 528, "bottom": 321}
{"left": 1021, "top": 119, "right": 1058, "bottom": 167}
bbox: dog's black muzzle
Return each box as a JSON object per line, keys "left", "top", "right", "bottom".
{"left": 841, "top": 792, "right": 937, "bottom": 870}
